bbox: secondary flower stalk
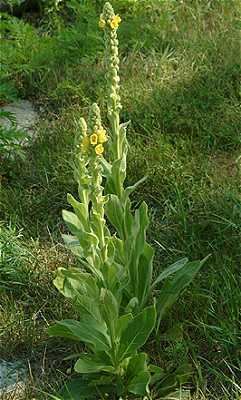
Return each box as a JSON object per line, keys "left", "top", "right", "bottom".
{"left": 87, "top": 104, "right": 107, "bottom": 258}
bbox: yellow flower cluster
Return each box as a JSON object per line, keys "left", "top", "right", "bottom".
{"left": 110, "top": 15, "right": 121, "bottom": 29}
{"left": 81, "top": 129, "right": 108, "bottom": 156}
{"left": 99, "top": 14, "right": 121, "bottom": 30}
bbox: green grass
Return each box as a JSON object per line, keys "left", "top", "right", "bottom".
{"left": 0, "top": 0, "right": 240, "bottom": 398}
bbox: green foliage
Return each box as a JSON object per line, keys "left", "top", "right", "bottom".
{"left": 49, "top": 268, "right": 156, "bottom": 396}
{"left": 0, "top": 110, "right": 27, "bottom": 161}
{"left": 1, "top": 0, "right": 25, "bottom": 8}
{"left": 0, "top": 224, "right": 32, "bottom": 291}
{"left": 0, "top": 81, "right": 18, "bottom": 103}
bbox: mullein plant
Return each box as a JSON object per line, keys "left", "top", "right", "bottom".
{"left": 49, "top": 3, "right": 207, "bottom": 398}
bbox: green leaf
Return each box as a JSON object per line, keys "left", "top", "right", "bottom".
{"left": 149, "top": 364, "right": 165, "bottom": 385}
{"left": 118, "top": 306, "right": 156, "bottom": 360}
{"left": 104, "top": 156, "right": 126, "bottom": 196}
{"left": 100, "top": 157, "right": 112, "bottom": 178}
{"left": 126, "top": 353, "right": 148, "bottom": 377}
{"left": 155, "top": 363, "right": 193, "bottom": 396}
{"left": 111, "top": 236, "right": 125, "bottom": 264}
{"left": 74, "top": 294, "right": 102, "bottom": 322}
{"left": 67, "top": 194, "right": 88, "bottom": 230}
{"left": 127, "top": 202, "right": 151, "bottom": 304}
{"left": 125, "top": 297, "right": 139, "bottom": 313}
{"left": 62, "top": 210, "right": 99, "bottom": 251}
{"left": 112, "top": 156, "right": 126, "bottom": 188}
{"left": 133, "top": 202, "right": 149, "bottom": 259}
{"left": 152, "top": 257, "right": 189, "bottom": 288}
{"left": 105, "top": 194, "right": 124, "bottom": 237}
{"left": 99, "top": 288, "right": 119, "bottom": 339}
{"left": 57, "top": 377, "right": 100, "bottom": 400}
{"left": 128, "top": 371, "right": 150, "bottom": 395}
{"left": 101, "top": 262, "right": 126, "bottom": 299}
{"left": 156, "top": 257, "right": 208, "bottom": 332}
{"left": 62, "top": 234, "right": 84, "bottom": 258}
{"left": 74, "top": 355, "right": 114, "bottom": 374}
{"left": 62, "top": 210, "right": 83, "bottom": 235}
{"left": 137, "top": 243, "right": 154, "bottom": 309}
{"left": 124, "top": 176, "right": 147, "bottom": 200}
{"left": 48, "top": 319, "right": 110, "bottom": 352}
{"left": 53, "top": 268, "right": 99, "bottom": 300}
{"left": 124, "top": 197, "right": 134, "bottom": 237}
{"left": 116, "top": 313, "right": 133, "bottom": 337}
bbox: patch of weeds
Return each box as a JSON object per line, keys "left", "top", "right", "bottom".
{"left": 0, "top": 232, "right": 76, "bottom": 398}
{"left": 0, "top": 224, "right": 33, "bottom": 291}
{"left": 0, "top": 81, "right": 19, "bottom": 104}
{"left": 120, "top": 50, "right": 241, "bottom": 150}
{"left": 0, "top": 110, "right": 28, "bottom": 171}
{"left": 0, "top": 107, "right": 80, "bottom": 237}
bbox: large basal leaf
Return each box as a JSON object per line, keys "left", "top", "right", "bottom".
{"left": 53, "top": 268, "right": 99, "bottom": 300}
{"left": 126, "top": 352, "right": 148, "bottom": 378}
{"left": 156, "top": 257, "right": 208, "bottom": 332}
{"left": 128, "top": 371, "right": 151, "bottom": 395}
{"left": 74, "top": 354, "right": 115, "bottom": 374}
{"left": 48, "top": 318, "right": 110, "bottom": 352}
{"left": 74, "top": 295, "right": 103, "bottom": 323}
{"left": 61, "top": 273, "right": 118, "bottom": 326}
{"left": 116, "top": 313, "right": 133, "bottom": 337}
{"left": 56, "top": 376, "right": 104, "bottom": 400}
{"left": 118, "top": 306, "right": 156, "bottom": 360}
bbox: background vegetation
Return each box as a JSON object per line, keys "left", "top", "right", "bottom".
{"left": 0, "top": 0, "right": 240, "bottom": 398}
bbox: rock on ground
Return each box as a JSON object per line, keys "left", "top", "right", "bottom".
{"left": 0, "top": 359, "right": 27, "bottom": 400}
{"left": 1, "top": 100, "right": 39, "bottom": 145}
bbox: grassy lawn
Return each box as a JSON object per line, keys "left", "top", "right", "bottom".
{"left": 0, "top": 1, "right": 240, "bottom": 399}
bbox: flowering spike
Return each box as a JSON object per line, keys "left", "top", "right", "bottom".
{"left": 102, "top": 2, "right": 115, "bottom": 22}
{"left": 79, "top": 117, "right": 87, "bottom": 136}
{"left": 88, "top": 103, "right": 102, "bottom": 133}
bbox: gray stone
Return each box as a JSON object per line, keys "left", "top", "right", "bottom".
{"left": 0, "top": 359, "right": 27, "bottom": 399}
{"left": 1, "top": 100, "right": 39, "bottom": 145}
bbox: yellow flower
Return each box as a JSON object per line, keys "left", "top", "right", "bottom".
{"left": 81, "top": 136, "right": 89, "bottom": 152}
{"left": 99, "top": 18, "right": 106, "bottom": 29}
{"left": 97, "top": 129, "right": 107, "bottom": 144}
{"left": 95, "top": 144, "right": 104, "bottom": 155}
{"left": 90, "top": 133, "right": 98, "bottom": 145}
{"left": 110, "top": 15, "right": 121, "bottom": 30}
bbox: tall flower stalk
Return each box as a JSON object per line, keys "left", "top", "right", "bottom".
{"left": 99, "top": 3, "right": 128, "bottom": 200}
{"left": 100, "top": 3, "right": 122, "bottom": 157}
{"left": 49, "top": 3, "right": 206, "bottom": 398}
